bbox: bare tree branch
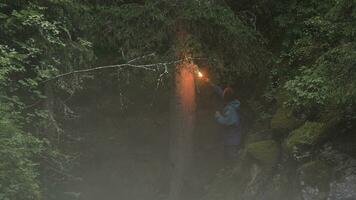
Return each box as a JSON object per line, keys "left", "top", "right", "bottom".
{"left": 42, "top": 57, "right": 208, "bottom": 83}
{"left": 41, "top": 56, "right": 211, "bottom": 84}
{"left": 43, "top": 63, "right": 160, "bottom": 83}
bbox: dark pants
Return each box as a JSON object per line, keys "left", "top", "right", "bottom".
{"left": 224, "top": 145, "right": 239, "bottom": 161}
{"left": 223, "top": 126, "right": 241, "bottom": 161}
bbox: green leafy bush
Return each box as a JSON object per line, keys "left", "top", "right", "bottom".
{"left": 285, "top": 67, "right": 329, "bottom": 109}
{"left": 0, "top": 117, "right": 43, "bottom": 200}
{"left": 272, "top": 0, "right": 356, "bottom": 118}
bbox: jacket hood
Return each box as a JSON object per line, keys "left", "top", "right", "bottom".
{"left": 228, "top": 99, "right": 240, "bottom": 109}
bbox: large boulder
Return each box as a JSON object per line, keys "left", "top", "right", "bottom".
{"left": 244, "top": 130, "right": 272, "bottom": 145}
{"left": 329, "top": 174, "right": 356, "bottom": 199}
{"left": 286, "top": 122, "right": 328, "bottom": 152}
{"left": 299, "top": 160, "right": 332, "bottom": 189}
{"left": 261, "top": 172, "right": 298, "bottom": 200}
{"left": 270, "top": 91, "right": 304, "bottom": 136}
{"left": 246, "top": 140, "right": 279, "bottom": 167}
{"left": 299, "top": 160, "right": 332, "bottom": 199}
{"left": 271, "top": 108, "right": 303, "bottom": 133}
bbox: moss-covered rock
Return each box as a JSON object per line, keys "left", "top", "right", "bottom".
{"left": 286, "top": 122, "right": 328, "bottom": 151}
{"left": 299, "top": 160, "right": 332, "bottom": 192}
{"left": 246, "top": 140, "right": 279, "bottom": 167}
{"left": 244, "top": 130, "right": 272, "bottom": 145}
{"left": 275, "top": 90, "right": 289, "bottom": 107}
{"left": 270, "top": 90, "right": 304, "bottom": 137}
{"left": 270, "top": 108, "right": 302, "bottom": 132}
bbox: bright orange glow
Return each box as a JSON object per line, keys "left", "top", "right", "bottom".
{"left": 176, "top": 61, "right": 196, "bottom": 116}
{"left": 198, "top": 71, "right": 203, "bottom": 78}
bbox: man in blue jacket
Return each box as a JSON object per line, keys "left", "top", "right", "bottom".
{"left": 210, "top": 82, "right": 242, "bottom": 160}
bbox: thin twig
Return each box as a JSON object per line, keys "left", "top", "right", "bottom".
{"left": 127, "top": 52, "right": 156, "bottom": 63}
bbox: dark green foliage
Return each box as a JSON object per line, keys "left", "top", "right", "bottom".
{"left": 1, "top": 0, "right": 355, "bottom": 199}
{"left": 90, "top": 0, "right": 270, "bottom": 83}
{"left": 270, "top": 0, "right": 356, "bottom": 117}
{"left": 180, "top": 0, "right": 270, "bottom": 83}
{"left": 0, "top": 1, "right": 94, "bottom": 199}
{"left": 0, "top": 1, "right": 94, "bottom": 108}
{"left": 0, "top": 117, "right": 42, "bottom": 200}
{"left": 79, "top": 0, "right": 271, "bottom": 115}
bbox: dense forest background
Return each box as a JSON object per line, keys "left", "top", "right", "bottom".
{"left": 1, "top": 0, "right": 355, "bottom": 200}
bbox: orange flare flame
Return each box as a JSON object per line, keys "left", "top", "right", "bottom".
{"left": 197, "top": 71, "right": 203, "bottom": 78}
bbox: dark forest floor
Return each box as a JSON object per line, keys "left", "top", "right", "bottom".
{"left": 63, "top": 108, "right": 225, "bottom": 200}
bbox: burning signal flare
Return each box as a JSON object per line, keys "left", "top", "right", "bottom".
{"left": 197, "top": 71, "right": 203, "bottom": 78}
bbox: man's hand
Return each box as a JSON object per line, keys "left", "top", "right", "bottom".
{"left": 203, "top": 77, "right": 213, "bottom": 86}
{"left": 215, "top": 111, "right": 221, "bottom": 118}
{"left": 201, "top": 76, "right": 209, "bottom": 82}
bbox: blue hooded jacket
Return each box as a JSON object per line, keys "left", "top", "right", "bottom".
{"left": 213, "top": 85, "right": 242, "bottom": 146}
{"left": 216, "top": 100, "right": 241, "bottom": 126}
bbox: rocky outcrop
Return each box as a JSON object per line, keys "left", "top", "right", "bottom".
{"left": 286, "top": 122, "right": 328, "bottom": 152}
{"left": 299, "top": 160, "right": 332, "bottom": 191}
{"left": 271, "top": 108, "right": 302, "bottom": 132}
{"left": 246, "top": 140, "right": 280, "bottom": 167}
{"left": 270, "top": 91, "right": 304, "bottom": 136}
